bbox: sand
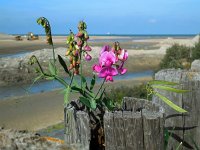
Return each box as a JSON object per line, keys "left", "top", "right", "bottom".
{"left": 0, "top": 77, "right": 152, "bottom": 131}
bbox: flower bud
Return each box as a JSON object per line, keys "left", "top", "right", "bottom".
{"left": 77, "top": 40, "right": 82, "bottom": 47}
{"left": 76, "top": 31, "right": 84, "bottom": 38}
{"left": 85, "top": 53, "right": 92, "bottom": 61}
{"left": 65, "top": 49, "right": 70, "bottom": 56}
{"left": 84, "top": 45, "right": 92, "bottom": 51}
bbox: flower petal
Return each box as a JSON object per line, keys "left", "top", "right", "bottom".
{"left": 118, "top": 68, "right": 127, "bottom": 75}
{"left": 99, "top": 51, "right": 116, "bottom": 67}
{"left": 99, "top": 67, "right": 118, "bottom": 78}
{"left": 118, "top": 49, "right": 128, "bottom": 61}
{"left": 93, "top": 64, "right": 102, "bottom": 73}
{"left": 84, "top": 45, "right": 92, "bottom": 51}
{"left": 85, "top": 54, "right": 92, "bottom": 61}
{"left": 106, "top": 76, "right": 113, "bottom": 82}
{"left": 101, "top": 45, "right": 110, "bottom": 54}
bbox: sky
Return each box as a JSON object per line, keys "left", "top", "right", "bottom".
{"left": 0, "top": 0, "right": 200, "bottom": 34}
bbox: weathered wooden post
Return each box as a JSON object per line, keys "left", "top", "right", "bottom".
{"left": 104, "top": 97, "right": 165, "bottom": 150}
{"left": 153, "top": 68, "right": 200, "bottom": 149}
{"left": 64, "top": 107, "right": 90, "bottom": 150}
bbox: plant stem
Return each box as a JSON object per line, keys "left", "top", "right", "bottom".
{"left": 69, "top": 72, "right": 74, "bottom": 86}
{"left": 80, "top": 50, "right": 83, "bottom": 89}
{"left": 52, "top": 44, "right": 56, "bottom": 68}
{"left": 95, "top": 78, "right": 106, "bottom": 99}
{"left": 54, "top": 76, "right": 68, "bottom": 87}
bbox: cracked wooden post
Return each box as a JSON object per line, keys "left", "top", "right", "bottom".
{"left": 64, "top": 107, "right": 90, "bottom": 150}
{"left": 153, "top": 69, "right": 200, "bottom": 149}
{"left": 104, "top": 97, "right": 165, "bottom": 150}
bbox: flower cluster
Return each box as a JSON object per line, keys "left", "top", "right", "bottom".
{"left": 93, "top": 42, "right": 128, "bottom": 82}
{"left": 66, "top": 21, "right": 92, "bottom": 75}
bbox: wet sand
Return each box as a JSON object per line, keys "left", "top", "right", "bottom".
{"left": 0, "top": 77, "right": 152, "bottom": 131}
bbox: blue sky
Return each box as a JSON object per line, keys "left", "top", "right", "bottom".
{"left": 0, "top": 0, "right": 200, "bottom": 34}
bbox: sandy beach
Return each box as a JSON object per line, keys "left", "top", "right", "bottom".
{"left": 0, "top": 77, "right": 152, "bottom": 131}
{"left": 0, "top": 33, "right": 199, "bottom": 131}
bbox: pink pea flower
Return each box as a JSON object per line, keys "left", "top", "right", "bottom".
{"left": 118, "top": 49, "right": 128, "bottom": 61}
{"left": 100, "top": 45, "right": 110, "bottom": 55}
{"left": 99, "top": 51, "right": 116, "bottom": 67}
{"left": 93, "top": 45, "right": 128, "bottom": 82}
{"left": 85, "top": 53, "right": 92, "bottom": 61}
{"left": 98, "top": 67, "right": 118, "bottom": 82}
{"left": 105, "top": 76, "right": 114, "bottom": 82}
{"left": 93, "top": 64, "right": 102, "bottom": 73}
{"left": 84, "top": 45, "right": 92, "bottom": 51}
{"left": 117, "top": 61, "right": 127, "bottom": 75}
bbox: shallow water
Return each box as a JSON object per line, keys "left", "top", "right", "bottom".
{"left": 0, "top": 51, "right": 32, "bottom": 58}
{"left": 0, "top": 70, "right": 153, "bottom": 100}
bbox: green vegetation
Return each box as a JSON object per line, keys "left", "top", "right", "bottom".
{"left": 159, "top": 37, "right": 200, "bottom": 70}
{"left": 192, "top": 38, "right": 200, "bottom": 60}
{"left": 159, "top": 44, "right": 191, "bottom": 70}
{"left": 106, "top": 84, "right": 149, "bottom": 108}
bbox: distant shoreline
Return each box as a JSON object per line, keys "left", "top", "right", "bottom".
{"left": 10, "top": 33, "right": 197, "bottom": 37}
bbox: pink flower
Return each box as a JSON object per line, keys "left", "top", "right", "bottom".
{"left": 100, "top": 45, "right": 110, "bottom": 55}
{"left": 105, "top": 76, "right": 113, "bottom": 82}
{"left": 93, "top": 64, "right": 102, "bottom": 73}
{"left": 118, "top": 49, "right": 128, "bottom": 61}
{"left": 117, "top": 61, "right": 127, "bottom": 75}
{"left": 93, "top": 45, "right": 128, "bottom": 82}
{"left": 99, "top": 51, "right": 116, "bottom": 67}
{"left": 84, "top": 45, "right": 92, "bottom": 51}
{"left": 99, "top": 67, "right": 118, "bottom": 82}
{"left": 85, "top": 53, "right": 92, "bottom": 61}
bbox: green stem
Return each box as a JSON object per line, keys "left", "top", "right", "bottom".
{"left": 69, "top": 72, "right": 74, "bottom": 86}
{"left": 80, "top": 49, "right": 83, "bottom": 89}
{"left": 33, "top": 56, "right": 45, "bottom": 74}
{"left": 54, "top": 76, "right": 68, "bottom": 88}
{"left": 52, "top": 44, "right": 56, "bottom": 68}
{"left": 95, "top": 78, "right": 106, "bottom": 99}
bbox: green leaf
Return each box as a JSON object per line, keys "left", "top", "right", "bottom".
{"left": 80, "top": 75, "right": 88, "bottom": 92}
{"left": 90, "top": 75, "right": 96, "bottom": 90}
{"left": 148, "top": 80, "right": 178, "bottom": 86}
{"left": 155, "top": 92, "right": 187, "bottom": 113}
{"left": 45, "top": 76, "right": 55, "bottom": 80}
{"left": 96, "top": 88, "right": 105, "bottom": 102}
{"left": 90, "top": 99, "right": 97, "bottom": 110}
{"left": 79, "top": 97, "right": 90, "bottom": 108}
{"left": 79, "top": 97, "right": 96, "bottom": 110}
{"left": 58, "top": 55, "right": 71, "bottom": 76}
{"left": 48, "top": 61, "right": 56, "bottom": 75}
{"left": 164, "top": 129, "right": 170, "bottom": 148}
{"left": 64, "top": 86, "right": 71, "bottom": 105}
{"left": 152, "top": 85, "right": 189, "bottom": 93}
{"left": 103, "top": 97, "right": 114, "bottom": 111}
{"left": 71, "top": 86, "right": 82, "bottom": 93}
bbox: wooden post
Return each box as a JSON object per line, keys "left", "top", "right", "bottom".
{"left": 64, "top": 107, "right": 90, "bottom": 150}
{"left": 153, "top": 69, "right": 200, "bottom": 149}
{"left": 104, "top": 97, "right": 165, "bottom": 150}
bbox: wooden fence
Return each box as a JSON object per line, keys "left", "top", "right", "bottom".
{"left": 153, "top": 69, "right": 200, "bottom": 149}
{"left": 64, "top": 108, "right": 90, "bottom": 150}
{"left": 103, "top": 97, "right": 165, "bottom": 150}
